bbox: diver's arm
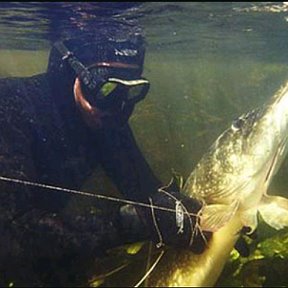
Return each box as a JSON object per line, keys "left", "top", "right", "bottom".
{"left": 0, "top": 147, "right": 149, "bottom": 261}
{"left": 94, "top": 124, "right": 212, "bottom": 252}
{"left": 11, "top": 203, "right": 149, "bottom": 253}
{"left": 0, "top": 87, "right": 149, "bottom": 264}
{"left": 95, "top": 123, "right": 162, "bottom": 201}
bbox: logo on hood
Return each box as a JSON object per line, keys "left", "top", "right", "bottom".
{"left": 114, "top": 48, "right": 138, "bottom": 57}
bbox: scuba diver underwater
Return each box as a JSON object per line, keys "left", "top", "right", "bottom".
{"left": 0, "top": 20, "right": 210, "bottom": 286}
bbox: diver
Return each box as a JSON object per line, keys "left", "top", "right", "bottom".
{"left": 0, "top": 23, "right": 210, "bottom": 286}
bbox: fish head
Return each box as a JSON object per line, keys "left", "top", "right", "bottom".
{"left": 185, "top": 83, "right": 288, "bottom": 211}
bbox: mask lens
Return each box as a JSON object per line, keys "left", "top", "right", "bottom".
{"left": 127, "top": 84, "right": 147, "bottom": 100}
{"left": 100, "top": 82, "right": 118, "bottom": 97}
{"left": 85, "top": 77, "right": 150, "bottom": 109}
{"left": 107, "top": 78, "right": 150, "bottom": 103}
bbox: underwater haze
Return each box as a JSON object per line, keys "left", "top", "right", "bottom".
{"left": 1, "top": 2, "right": 288, "bottom": 287}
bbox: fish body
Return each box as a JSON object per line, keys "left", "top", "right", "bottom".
{"left": 184, "top": 81, "right": 288, "bottom": 233}
{"left": 148, "top": 81, "right": 288, "bottom": 287}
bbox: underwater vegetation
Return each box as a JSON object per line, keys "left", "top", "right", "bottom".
{"left": 217, "top": 228, "right": 288, "bottom": 287}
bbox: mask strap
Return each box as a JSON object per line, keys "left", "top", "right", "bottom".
{"left": 54, "top": 41, "right": 97, "bottom": 90}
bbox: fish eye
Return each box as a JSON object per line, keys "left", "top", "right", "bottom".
{"left": 232, "top": 117, "right": 245, "bottom": 130}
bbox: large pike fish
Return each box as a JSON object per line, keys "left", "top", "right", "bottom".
{"left": 147, "top": 81, "right": 288, "bottom": 286}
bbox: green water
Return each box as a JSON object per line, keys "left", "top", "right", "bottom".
{"left": 133, "top": 51, "right": 288, "bottom": 183}
{"left": 0, "top": 44, "right": 288, "bottom": 286}
{"left": 1, "top": 44, "right": 288, "bottom": 287}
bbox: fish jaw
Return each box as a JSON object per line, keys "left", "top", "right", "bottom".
{"left": 184, "top": 81, "right": 288, "bottom": 232}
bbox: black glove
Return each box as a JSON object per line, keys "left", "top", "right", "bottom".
{"left": 134, "top": 189, "right": 212, "bottom": 254}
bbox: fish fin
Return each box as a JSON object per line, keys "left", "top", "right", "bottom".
{"left": 258, "top": 194, "right": 288, "bottom": 230}
{"left": 200, "top": 200, "right": 239, "bottom": 232}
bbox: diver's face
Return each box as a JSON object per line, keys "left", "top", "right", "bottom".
{"left": 73, "top": 77, "right": 135, "bottom": 130}
{"left": 73, "top": 64, "right": 149, "bottom": 130}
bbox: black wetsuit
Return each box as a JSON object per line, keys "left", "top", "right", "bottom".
{"left": 0, "top": 29, "right": 209, "bottom": 286}
{"left": 0, "top": 61, "right": 164, "bottom": 285}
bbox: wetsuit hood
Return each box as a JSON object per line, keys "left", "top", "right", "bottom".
{"left": 47, "top": 22, "right": 146, "bottom": 89}
{"left": 46, "top": 23, "right": 147, "bottom": 131}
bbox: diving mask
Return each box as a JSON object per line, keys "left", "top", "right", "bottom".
{"left": 54, "top": 41, "right": 150, "bottom": 109}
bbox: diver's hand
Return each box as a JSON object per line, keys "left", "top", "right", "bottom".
{"left": 135, "top": 190, "right": 212, "bottom": 254}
